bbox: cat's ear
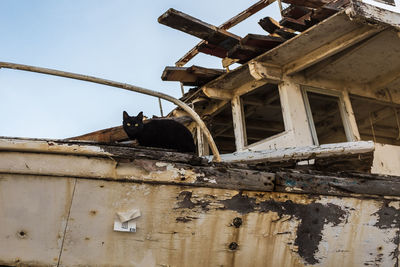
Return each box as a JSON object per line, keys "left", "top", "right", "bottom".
{"left": 123, "top": 111, "right": 130, "bottom": 120}
{"left": 137, "top": 112, "right": 143, "bottom": 121}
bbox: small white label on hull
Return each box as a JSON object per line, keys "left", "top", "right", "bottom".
{"left": 114, "top": 220, "right": 137, "bottom": 232}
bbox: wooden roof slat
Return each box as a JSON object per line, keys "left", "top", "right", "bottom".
{"left": 161, "top": 65, "right": 226, "bottom": 86}
{"left": 282, "top": 0, "right": 332, "bottom": 8}
{"left": 280, "top": 17, "right": 310, "bottom": 32}
{"left": 227, "top": 44, "right": 265, "bottom": 63}
{"left": 241, "top": 34, "right": 286, "bottom": 48}
{"left": 227, "top": 34, "right": 285, "bottom": 63}
{"left": 258, "top": 17, "right": 282, "bottom": 34}
{"left": 197, "top": 42, "right": 229, "bottom": 59}
{"left": 175, "top": 0, "right": 277, "bottom": 67}
{"left": 282, "top": 5, "right": 313, "bottom": 19}
{"left": 158, "top": 8, "right": 240, "bottom": 50}
{"left": 258, "top": 17, "right": 297, "bottom": 39}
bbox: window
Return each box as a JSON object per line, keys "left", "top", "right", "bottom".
{"left": 351, "top": 95, "right": 400, "bottom": 145}
{"left": 303, "top": 87, "right": 353, "bottom": 145}
{"left": 241, "top": 83, "right": 285, "bottom": 146}
{"left": 207, "top": 102, "right": 236, "bottom": 154}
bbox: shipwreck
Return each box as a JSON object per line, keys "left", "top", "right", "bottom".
{"left": 1, "top": 0, "right": 400, "bottom": 266}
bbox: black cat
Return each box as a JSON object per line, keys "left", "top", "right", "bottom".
{"left": 123, "top": 111, "right": 196, "bottom": 153}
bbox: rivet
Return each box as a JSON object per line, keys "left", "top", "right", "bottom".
{"left": 229, "top": 242, "right": 238, "bottom": 251}
{"left": 232, "top": 217, "right": 242, "bottom": 228}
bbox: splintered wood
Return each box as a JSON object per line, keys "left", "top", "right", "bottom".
{"left": 158, "top": 0, "right": 349, "bottom": 81}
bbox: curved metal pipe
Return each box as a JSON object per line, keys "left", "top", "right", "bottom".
{"left": 0, "top": 61, "right": 221, "bottom": 162}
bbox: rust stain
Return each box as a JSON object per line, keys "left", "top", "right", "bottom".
{"left": 175, "top": 191, "right": 211, "bottom": 211}
{"left": 218, "top": 192, "right": 348, "bottom": 264}
{"left": 89, "top": 210, "right": 97, "bottom": 216}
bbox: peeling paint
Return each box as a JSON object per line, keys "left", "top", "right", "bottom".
{"left": 373, "top": 201, "right": 400, "bottom": 266}
{"left": 219, "top": 192, "right": 348, "bottom": 264}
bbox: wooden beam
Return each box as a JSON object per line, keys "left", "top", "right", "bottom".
{"left": 231, "top": 95, "right": 248, "bottom": 151}
{"left": 282, "top": 0, "right": 332, "bottom": 8}
{"left": 275, "top": 168, "right": 400, "bottom": 198}
{"left": 175, "top": 0, "right": 277, "bottom": 66}
{"left": 241, "top": 34, "right": 285, "bottom": 48}
{"left": 284, "top": 25, "right": 382, "bottom": 75}
{"left": 161, "top": 65, "right": 225, "bottom": 86}
{"left": 258, "top": 17, "right": 282, "bottom": 34}
{"left": 158, "top": 8, "right": 240, "bottom": 50}
{"left": 280, "top": 17, "right": 309, "bottom": 32}
{"left": 212, "top": 140, "right": 374, "bottom": 163}
{"left": 69, "top": 126, "right": 128, "bottom": 143}
{"left": 249, "top": 61, "right": 283, "bottom": 81}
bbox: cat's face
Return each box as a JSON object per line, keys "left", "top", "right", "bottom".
{"left": 123, "top": 111, "right": 144, "bottom": 138}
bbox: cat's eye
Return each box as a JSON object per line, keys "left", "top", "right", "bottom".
{"left": 134, "top": 124, "right": 139, "bottom": 127}
{"left": 127, "top": 123, "right": 131, "bottom": 126}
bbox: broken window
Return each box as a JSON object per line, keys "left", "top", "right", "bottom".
{"left": 241, "top": 83, "right": 285, "bottom": 146}
{"left": 303, "top": 88, "right": 350, "bottom": 145}
{"left": 207, "top": 102, "right": 236, "bottom": 154}
{"left": 350, "top": 95, "right": 400, "bottom": 145}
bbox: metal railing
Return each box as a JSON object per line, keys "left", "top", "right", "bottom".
{"left": 0, "top": 61, "right": 221, "bottom": 162}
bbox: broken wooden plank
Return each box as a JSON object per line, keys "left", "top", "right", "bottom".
{"left": 197, "top": 42, "right": 229, "bottom": 58}
{"left": 274, "top": 28, "right": 297, "bottom": 39}
{"left": 158, "top": 8, "right": 240, "bottom": 50}
{"left": 70, "top": 125, "right": 128, "bottom": 143}
{"left": 282, "top": 5, "right": 312, "bottom": 19}
{"left": 161, "top": 65, "right": 225, "bottom": 86}
{"left": 282, "top": 0, "right": 332, "bottom": 8}
{"left": 258, "top": 16, "right": 282, "bottom": 34}
{"left": 227, "top": 44, "right": 266, "bottom": 63}
{"left": 211, "top": 141, "right": 375, "bottom": 164}
{"left": 241, "top": 34, "right": 285, "bottom": 49}
{"left": 280, "top": 17, "right": 310, "bottom": 32}
{"left": 175, "top": 0, "right": 277, "bottom": 66}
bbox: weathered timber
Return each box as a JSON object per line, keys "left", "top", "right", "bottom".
{"left": 282, "top": 5, "right": 312, "bottom": 19}
{"left": 227, "top": 34, "right": 285, "bottom": 64}
{"left": 258, "top": 16, "right": 282, "bottom": 34}
{"left": 280, "top": 17, "right": 310, "bottom": 32}
{"left": 213, "top": 141, "right": 375, "bottom": 164}
{"left": 0, "top": 137, "right": 208, "bottom": 166}
{"left": 241, "top": 34, "right": 285, "bottom": 49}
{"left": 274, "top": 28, "right": 297, "bottom": 39}
{"left": 314, "top": 152, "right": 374, "bottom": 172}
{"left": 197, "top": 42, "right": 229, "bottom": 58}
{"left": 282, "top": 0, "right": 332, "bottom": 8}
{"left": 70, "top": 125, "right": 128, "bottom": 143}
{"left": 227, "top": 44, "right": 266, "bottom": 63}
{"left": 158, "top": 8, "right": 240, "bottom": 50}
{"left": 175, "top": 0, "right": 276, "bottom": 66}
{"left": 311, "top": 6, "right": 340, "bottom": 23}
{"left": 276, "top": 170, "right": 400, "bottom": 197}
{"left": 0, "top": 142, "right": 275, "bottom": 192}
{"left": 161, "top": 65, "right": 225, "bottom": 86}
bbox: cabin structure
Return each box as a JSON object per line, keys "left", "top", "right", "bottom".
{"left": 1, "top": 0, "right": 400, "bottom": 266}
{"left": 159, "top": 0, "right": 400, "bottom": 176}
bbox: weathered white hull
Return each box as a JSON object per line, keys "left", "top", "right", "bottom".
{"left": 0, "top": 138, "right": 399, "bottom": 266}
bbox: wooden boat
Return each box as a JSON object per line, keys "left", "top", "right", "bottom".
{"left": 1, "top": 0, "right": 400, "bottom": 266}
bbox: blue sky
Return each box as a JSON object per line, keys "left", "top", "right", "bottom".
{"left": 0, "top": 1, "right": 280, "bottom": 139}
